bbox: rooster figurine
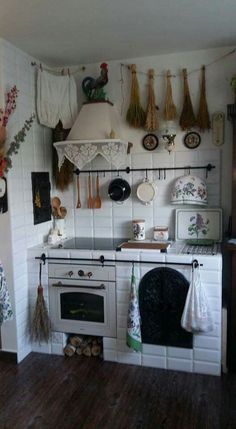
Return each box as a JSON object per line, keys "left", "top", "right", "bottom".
{"left": 82, "top": 63, "right": 108, "bottom": 101}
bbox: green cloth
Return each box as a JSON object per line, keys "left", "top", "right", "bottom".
{"left": 126, "top": 266, "right": 142, "bottom": 352}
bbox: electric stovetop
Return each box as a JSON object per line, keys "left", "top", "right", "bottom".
{"left": 59, "top": 237, "right": 127, "bottom": 251}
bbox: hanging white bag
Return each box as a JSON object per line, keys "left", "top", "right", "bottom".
{"left": 181, "top": 262, "right": 213, "bottom": 333}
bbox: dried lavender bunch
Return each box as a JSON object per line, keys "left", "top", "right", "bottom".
{"left": 4, "top": 114, "right": 35, "bottom": 172}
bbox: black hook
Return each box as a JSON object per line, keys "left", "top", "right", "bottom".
{"left": 192, "top": 259, "right": 199, "bottom": 269}
{"left": 126, "top": 166, "right": 131, "bottom": 174}
{"left": 41, "top": 253, "right": 46, "bottom": 265}
{"left": 100, "top": 255, "right": 105, "bottom": 266}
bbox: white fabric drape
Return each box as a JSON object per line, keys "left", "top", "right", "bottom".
{"left": 0, "top": 262, "right": 13, "bottom": 325}
{"left": 37, "top": 69, "right": 78, "bottom": 129}
{"left": 181, "top": 264, "right": 213, "bottom": 333}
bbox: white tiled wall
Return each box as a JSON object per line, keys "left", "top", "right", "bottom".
{"left": 0, "top": 39, "right": 52, "bottom": 362}
{"left": 67, "top": 148, "right": 221, "bottom": 240}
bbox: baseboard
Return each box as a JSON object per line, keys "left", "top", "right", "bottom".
{"left": 0, "top": 350, "right": 17, "bottom": 364}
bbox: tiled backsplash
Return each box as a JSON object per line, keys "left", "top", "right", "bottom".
{"left": 57, "top": 147, "right": 221, "bottom": 241}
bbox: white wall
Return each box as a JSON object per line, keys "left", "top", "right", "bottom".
{"left": 0, "top": 38, "right": 52, "bottom": 361}
{"left": 57, "top": 46, "right": 234, "bottom": 240}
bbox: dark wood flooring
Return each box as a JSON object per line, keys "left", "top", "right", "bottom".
{"left": 0, "top": 352, "right": 236, "bottom": 429}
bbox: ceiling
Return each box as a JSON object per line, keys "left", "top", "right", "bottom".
{"left": 1, "top": 0, "right": 236, "bottom": 66}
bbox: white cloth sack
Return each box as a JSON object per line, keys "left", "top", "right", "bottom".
{"left": 181, "top": 264, "right": 213, "bottom": 333}
{"left": 37, "top": 69, "right": 78, "bottom": 129}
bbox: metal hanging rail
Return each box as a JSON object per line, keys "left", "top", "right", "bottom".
{"left": 74, "top": 163, "right": 215, "bottom": 179}
{"left": 35, "top": 253, "right": 202, "bottom": 268}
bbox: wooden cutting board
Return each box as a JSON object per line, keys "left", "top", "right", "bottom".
{"left": 118, "top": 241, "right": 171, "bottom": 250}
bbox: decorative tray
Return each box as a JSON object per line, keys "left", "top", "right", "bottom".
{"left": 175, "top": 208, "right": 222, "bottom": 241}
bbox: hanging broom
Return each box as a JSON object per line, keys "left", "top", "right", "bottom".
{"left": 163, "top": 70, "right": 177, "bottom": 121}
{"left": 196, "top": 66, "right": 211, "bottom": 131}
{"left": 145, "top": 69, "right": 159, "bottom": 131}
{"left": 179, "top": 68, "right": 196, "bottom": 130}
{"left": 126, "top": 64, "right": 145, "bottom": 128}
{"left": 31, "top": 262, "right": 51, "bottom": 343}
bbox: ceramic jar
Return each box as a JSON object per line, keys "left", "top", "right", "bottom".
{"left": 132, "top": 219, "right": 145, "bottom": 241}
{"left": 153, "top": 226, "right": 169, "bottom": 241}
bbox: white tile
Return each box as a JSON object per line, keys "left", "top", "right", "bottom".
{"left": 193, "top": 361, "right": 221, "bottom": 376}
{"left": 142, "top": 354, "right": 166, "bottom": 369}
{"left": 167, "top": 358, "right": 193, "bottom": 372}
{"left": 103, "top": 337, "right": 117, "bottom": 350}
{"left": 117, "top": 351, "right": 141, "bottom": 365}
{"left": 194, "top": 348, "right": 221, "bottom": 363}
{"left": 51, "top": 343, "right": 64, "bottom": 356}
{"left": 103, "top": 349, "right": 118, "bottom": 362}
{"left": 167, "top": 347, "right": 193, "bottom": 359}
{"left": 194, "top": 335, "right": 221, "bottom": 350}
{"left": 142, "top": 344, "right": 166, "bottom": 356}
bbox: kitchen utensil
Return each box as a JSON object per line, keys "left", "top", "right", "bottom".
{"left": 108, "top": 177, "right": 131, "bottom": 203}
{"left": 60, "top": 206, "right": 67, "bottom": 218}
{"left": 31, "top": 262, "right": 51, "bottom": 343}
{"left": 94, "top": 173, "right": 102, "bottom": 209}
{"left": 87, "top": 173, "right": 94, "bottom": 209}
{"left": 76, "top": 176, "right": 81, "bottom": 208}
{"left": 137, "top": 178, "right": 156, "bottom": 205}
{"left": 52, "top": 196, "right": 62, "bottom": 217}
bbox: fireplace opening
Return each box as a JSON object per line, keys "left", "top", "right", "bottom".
{"left": 139, "top": 267, "right": 193, "bottom": 349}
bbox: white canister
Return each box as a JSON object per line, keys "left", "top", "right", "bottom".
{"left": 153, "top": 226, "right": 169, "bottom": 241}
{"left": 132, "top": 219, "right": 145, "bottom": 241}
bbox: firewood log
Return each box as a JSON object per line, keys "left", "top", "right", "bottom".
{"left": 69, "top": 335, "right": 83, "bottom": 348}
{"left": 91, "top": 344, "right": 101, "bottom": 356}
{"left": 83, "top": 345, "right": 92, "bottom": 357}
{"left": 75, "top": 346, "right": 83, "bottom": 356}
{"left": 64, "top": 344, "right": 76, "bottom": 357}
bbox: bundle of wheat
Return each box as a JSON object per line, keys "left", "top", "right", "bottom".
{"left": 179, "top": 69, "right": 196, "bottom": 131}
{"left": 163, "top": 70, "right": 177, "bottom": 121}
{"left": 145, "top": 69, "right": 159, "bottom": 131}
{"left": 196, "top": 66, "right": 211, "bottom": 131}
{"left": 126, "top": 64, "right": 145, "bottom": 128}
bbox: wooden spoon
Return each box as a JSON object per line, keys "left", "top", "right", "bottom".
{"left": 76, "top": 176, "right": 81, "bottom": 208}
{"left": 60, "top": 207, "right": 67, "bottom": 218}
{"left": 52, "top": 196, "right": 62, "bottom": 217}
{"left": 94, "top": 174, "right": 102, "bottom": 209}
{"left": 87, "top": 173, "right": 94, "bottom": 209}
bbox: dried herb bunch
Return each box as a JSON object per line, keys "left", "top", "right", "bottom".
{"left": 179, "top": 69, "right": 196, "bottom": 131}
{"left": 4, "top": 114, "right": 35, "bottom": 172}
{"left": 163, "top": 70, "right": 177, "bottom": 121}
{"left": 126, "top": 64, "right": 145, "bottom": 128}
{"left": 196, "top": 66, "right": 211, "bottom": 131}
{"left": 145, "top": 69, "right": 159, "bottom": 131}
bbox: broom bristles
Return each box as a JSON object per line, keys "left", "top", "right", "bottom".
{"left": 31, "top": 285, "right": 51, "bottom": 343}
{"left": 179, "top": 68, "right": 196, "bottom": 130}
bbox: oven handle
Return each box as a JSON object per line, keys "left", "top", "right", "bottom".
{"left": 52, "top": 282, "right": 106, "bottom": 290}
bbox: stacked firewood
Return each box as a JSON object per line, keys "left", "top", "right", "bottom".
{"left": 63, "top": 335, "right": 103, "bottom": 358}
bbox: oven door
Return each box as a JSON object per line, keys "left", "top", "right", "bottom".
{"left": 49, "top": 279, "right": 116, "bottom": 338}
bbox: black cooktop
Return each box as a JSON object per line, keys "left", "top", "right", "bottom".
{"left": 59, "top": 237, "right": 127, "bottom": 251}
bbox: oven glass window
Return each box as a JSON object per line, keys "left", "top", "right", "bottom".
{"left": 60, "top": 292, "right": 104, "bottom": 323}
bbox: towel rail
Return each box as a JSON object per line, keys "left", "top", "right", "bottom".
{"left": 35, "top": 253, "right": 202, "bottom": 268}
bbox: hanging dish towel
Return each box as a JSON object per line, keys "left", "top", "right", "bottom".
{"left": 37, "top": 69, "right": 78, "bottom": 129}
{"left": 0, "top": 263, "right": 13, "bottom": 325}
{"left": 126, "top": 265, "right": 142, "bottom": 352}
{"left": 181, "top": 263, "right": 213, "bottom": 333}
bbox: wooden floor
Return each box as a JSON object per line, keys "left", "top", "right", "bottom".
{"left": 0, "top": 353, "right": 236, "bottom": 429}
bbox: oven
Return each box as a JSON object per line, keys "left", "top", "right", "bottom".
{"left": 48, "top": 261, "right": 116, "bottom": 338}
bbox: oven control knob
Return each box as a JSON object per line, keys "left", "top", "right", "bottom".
{"left": 67, "top": 271, "right": 74, "bottom": 277}
{"left": 78, "top": 270, "right": 85, "bottom": 277}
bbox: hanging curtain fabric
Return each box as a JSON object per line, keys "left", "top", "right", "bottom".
{"left": 126, "top": 264, "right": 142, "bottom": 352}
{"left": 37, "top": 69, "right": 78, "bottom": 129}
{"left": 181, "top": 263, "right": 213, "bottom": 333}
{"left": 0, "top": 262, "right": 13, "bottom": 325}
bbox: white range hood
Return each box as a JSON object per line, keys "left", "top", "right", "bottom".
{"left": 54, "top": 101, "right": 128, "bottom": 170}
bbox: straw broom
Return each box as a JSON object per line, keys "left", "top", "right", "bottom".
{"left": 31, "top": 262, "right": 51, "bottom": 343}
{"left": 163, "top": 70, "right": 177, "bottom": 121}
{"left": 126, "top": 64, "right": 145, "bottom": 128}
{"left": 196, "top": 66, "right": 211, "bottom": 131}
{"left": 179, "top": 68, "right": 196, "bottom": 130}
{"left": 145, "top": 69, "right": 159, "bottom": 131}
